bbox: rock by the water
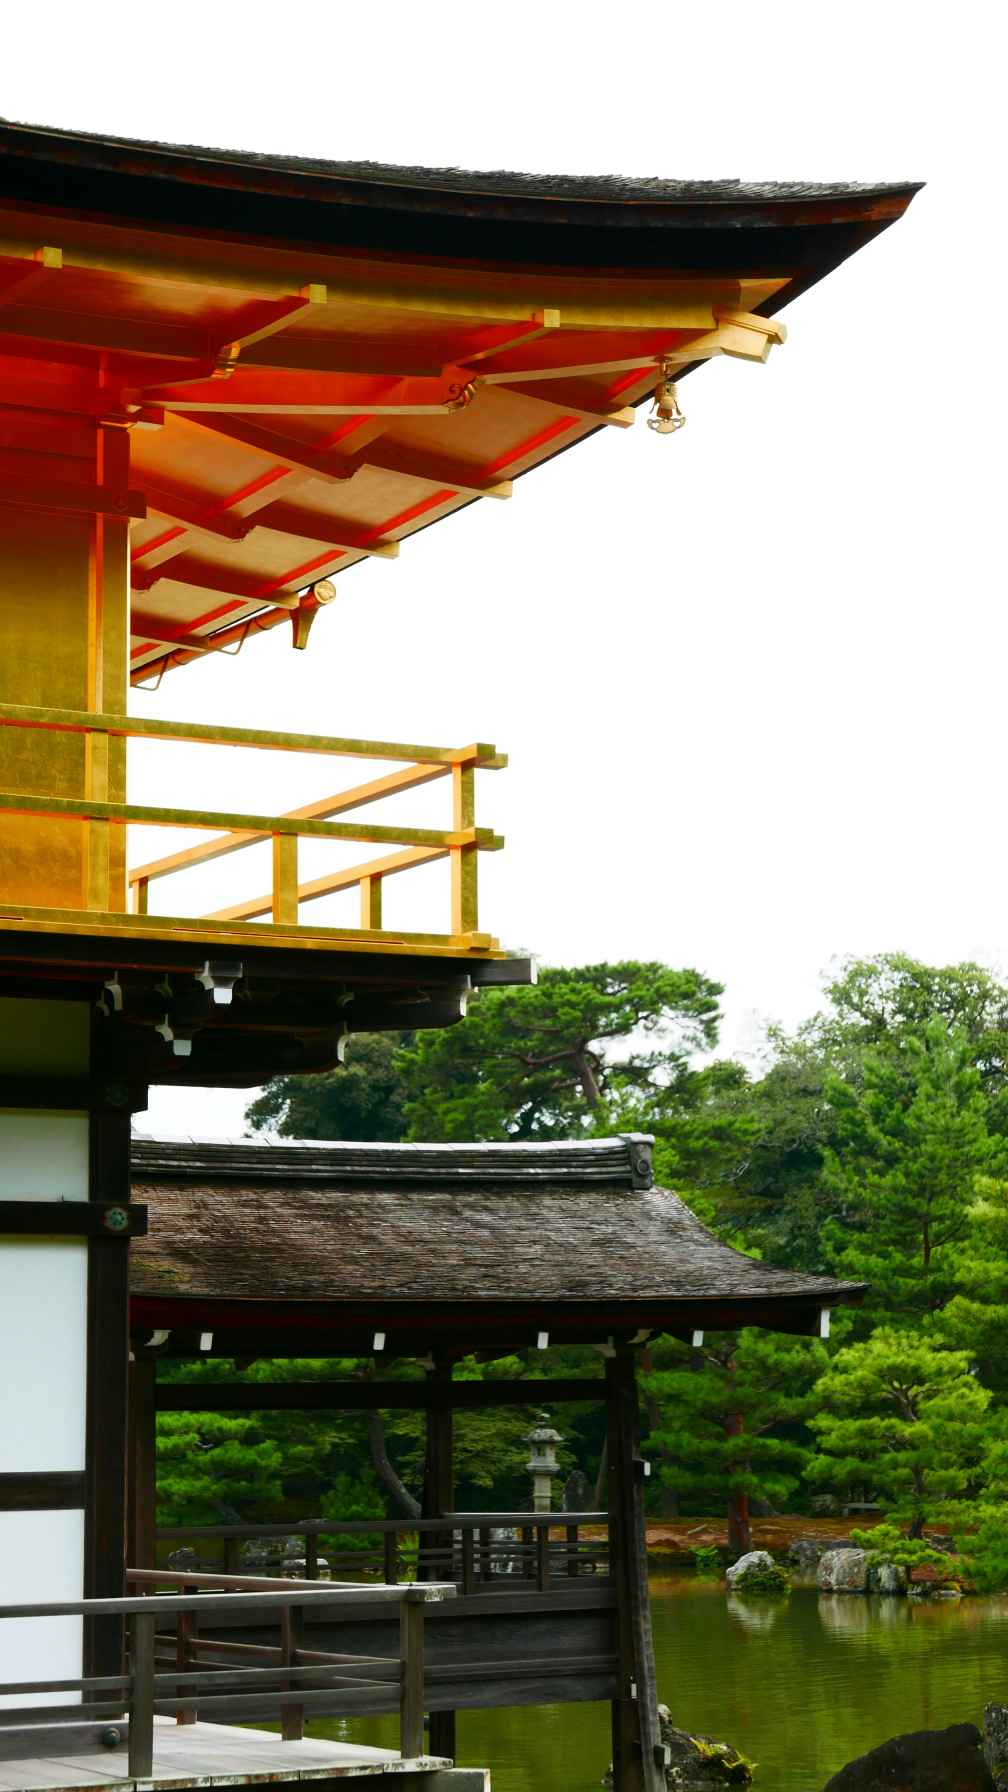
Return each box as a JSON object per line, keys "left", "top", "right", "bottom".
{"left": 789, "top": 1537, "right": 831, "bottom": 1571}
{"left": 983, "top": 1704, "right": 1008, "bottom": 1790}
{"left": 821, "top": 1723, "right": 993, "bottom": 1791}
{"left": 818, "top": 1548, "right": 868, "bottom": 1593}
{"left": 867, "top": 1559, "right": 907, "bottom": 1594}
{"left": 725, "top": 1550, "right": 789, "bottom": 1594}
{"left": 604, "top": 1706, "right": 754, "bottom": 1788}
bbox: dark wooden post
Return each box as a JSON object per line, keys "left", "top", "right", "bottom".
{"left": 423, "top": 1362, "right": 455, "bottom": 1761}
{"left": 85, "top": 1100, "right": 133, "bottom": 1679}
{"left": 177, "top": 1594, "right": 198, "bottom": 1726}
{"left": 128, "top": 1607, "right": 156, "bottom": 1779}
{"left": 128, "top": 1357, "right": 157, "bottom": 1572}
{"left": 606, "top": 1350, "right": 664, "bottom": 1792}
{"left": 399, "top": 1594, "right": 425, "bottom": 1760}
{"left": 280, "top": 1602, "right": 305, "bottom": 1741}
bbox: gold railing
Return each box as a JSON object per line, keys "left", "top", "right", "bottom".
{"left": 0, "top": 702, "right": 505, "bottom": 950}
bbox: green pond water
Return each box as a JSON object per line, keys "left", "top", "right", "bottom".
{"left": 311, "top": 1574, "right": 1008, "bottom": 1792}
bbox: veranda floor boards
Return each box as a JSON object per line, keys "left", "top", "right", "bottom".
{"left": 0, "top": 1717, "right": 451, "bottom": 1791}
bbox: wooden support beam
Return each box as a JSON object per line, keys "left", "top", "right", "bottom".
{"left": 152, "top": 1379, "right": 608, "bottom": 1411}
{"left": 497, "top": 383, "right": 636, "bottom": 427}
{"left": 0, "top": 477, "right": 146, "bottom": 520}
{"left": 339, "top": 439, "right": 512, "bottom": 500}
{"left": 141, "top": 482, "right": 252, "bottom": 542}
{"left": 131, "top": 559, "right": 301, "bottom": 602}
{"left": 0, "top": 1200, "right": 147, "bottom": 1236}
{"left": 606, "top": 1352, "right": 664, "bottom": 1792}
{"left": 85, "top": 1106, "right": 133, "bottom": 1681}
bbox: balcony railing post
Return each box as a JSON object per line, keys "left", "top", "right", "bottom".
{"left": 280, "top": 1601, "right": 305, "bottom": 1741}
{"left": 272, "top": 833, "right": 299, "bottom": 925}
{"left": 450, "top": 765, "right": 477, "bottom": 936}
{"left": 360, "top": 872, "right": 383, "bottom": 930}
{"left": 305, "top": 1533, "right": 319, "bottom": 1581}
{"left": 399, "top": 1593, "right": 425, "bottom": 1760}
{"left": 128, "top": 1608, "right": 156, "bottom": 1778}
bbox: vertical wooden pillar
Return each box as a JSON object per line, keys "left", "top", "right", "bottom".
{"left": 606, "top": 1351, "right": 664, "bottom": 1792}
{"left": 85, "top": 1102, "right": 133, "bottom": 1678}
{"left": 424, "top": 1361, "right": 456, "bottom": 1761}
{"left": 128, "top": 1356, "right": 157, "bottom": 1572}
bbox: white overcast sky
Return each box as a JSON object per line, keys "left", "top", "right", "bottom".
{"left": 5, "top": 2, "right": 1005, "bottom": 1137}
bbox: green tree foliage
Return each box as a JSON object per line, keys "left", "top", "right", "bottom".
{"left": 687, "top": 955, "right": 1008, "bottom": 1276}
{"left": 822, "top": 1019, "right": 999, "bottom": 1328}
{"left": 401, "top": 962, "right": 723, "bottom": 1141}
{"left": 807, "top": 1330, "right": 990, "bottom": 1536}
{"left": 156, "top": 1411, "right": 286, "bottom": 1525}
{"left": 246, "top": 1033, "right": 411, "bottom": 1140}
{"left": 940, "top": 1178, "right": 1008, "bottom": 1394}
{"left": 643, "top": 1329, "right": 827, "bottom": 1553}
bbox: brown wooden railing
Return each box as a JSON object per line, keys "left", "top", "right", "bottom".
{"left": 0, "top": 1575, "right": 452, "bottom": 1775}
{"left": 156, "top": 1512, "right": 610, "bottom": 1591}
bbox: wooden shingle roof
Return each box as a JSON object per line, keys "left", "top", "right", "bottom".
{"left": 129, "top": 1136, "right": 862, "bottom": 1348}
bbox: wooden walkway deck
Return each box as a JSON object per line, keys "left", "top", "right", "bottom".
{"left": 0, "top": 1718, "right": 457, "bottom": 1791}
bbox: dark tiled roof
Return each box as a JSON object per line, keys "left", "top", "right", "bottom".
{"left": 130, "top": 1136, "right": 861, "bottom": 1310}
{"left": 0, "top": 121, "right": 921, "bottom": 277}
{"left": 0, "top": 124, "right": 918, "bottom": 205}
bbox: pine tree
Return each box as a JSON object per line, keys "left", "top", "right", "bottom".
{"left": 643, "top": 1329, "right": 827, "bottom": 1555}
{"left": 822, "top": 1019, "right": 999, "bottom": 1328}
{"left": 806, "top": 1329, "right": 990, "bottom": 1536}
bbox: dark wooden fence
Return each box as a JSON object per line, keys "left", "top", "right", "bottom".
{"left": 156, "top": 1510, "right": 610, "bottom": 1590}
{"left": 0, "top": 1578, "right": 451, "bottom": 1774}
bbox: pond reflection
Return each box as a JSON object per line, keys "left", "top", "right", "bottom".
{"left": 316, "top": 1576, "right": 1008, "bottom": 1792}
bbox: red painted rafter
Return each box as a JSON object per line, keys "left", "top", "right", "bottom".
{"left": 129, "top": 487, "right": 458, "bottom": 675}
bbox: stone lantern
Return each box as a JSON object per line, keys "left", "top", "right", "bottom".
{"left": 525, "top": 1411, "right": 564, "bottom": 1514}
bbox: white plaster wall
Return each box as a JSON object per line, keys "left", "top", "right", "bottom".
{"left": 0, "top": 1113, "right": 90, "bottom": 1201}
{"left": 0, "top": 1240, "right": 88, "bottom": 1474}
{"left": 0, "top": 1510, "right": 84, "bottom": 1706}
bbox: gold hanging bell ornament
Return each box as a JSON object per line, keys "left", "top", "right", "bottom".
{"left": 647, "top": 372, "right": 686, "bottom": 435}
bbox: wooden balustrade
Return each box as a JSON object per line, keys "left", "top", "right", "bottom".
{"left": 155, "top": 1512, "right": 610, "bottom": 1589}
{"left": 0, "top": 701, "right": 504, "bottom": 948}
{"left": 0, "top": 1575, "right": 451, "bottom": 1774}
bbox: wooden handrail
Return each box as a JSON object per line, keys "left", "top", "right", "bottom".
{"left": 0, "top": 700, "right": 505, "bottom": 770}
{"left": 0, "top": 1577, "right": 449, "bottom": 1772}
{"left": 156, "top": 1512, "right": 607, "bottom": 1537}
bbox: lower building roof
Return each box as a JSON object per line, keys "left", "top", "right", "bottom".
{"left": 129, "top": 1135, "right": 861, "bottom": 1349}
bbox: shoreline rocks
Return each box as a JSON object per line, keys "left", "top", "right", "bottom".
{"left": 818, "top": 1548, "right": 868, "bottom": 1593}
{"left": 725, "top": 1550, "right": 790, "bottom": 1595}
{"left": 822, "top": 1722, "right": 993, "bottom": 1791}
